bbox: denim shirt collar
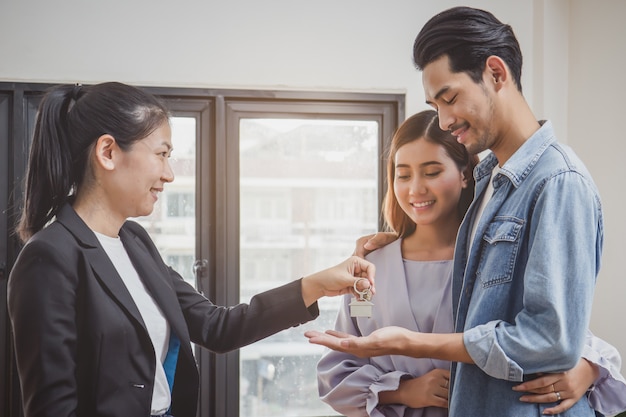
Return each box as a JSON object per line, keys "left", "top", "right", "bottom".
{"left": 474, "top": 120, "right": 556, "bottom": 188}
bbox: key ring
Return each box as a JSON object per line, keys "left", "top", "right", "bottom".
{"left": 353, "top": 278, "right": 371, "bottom": 300}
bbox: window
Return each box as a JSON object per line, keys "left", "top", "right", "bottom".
{"left": 0, "top": 83, "right": 403, "bottom": 417}
{"left": 0, "top": 90, "right": 10, "bottom": 417}
{"left": 223, "top": 97, "right": 401, "bottom": 416}
{"left": 238, "top": 118, "right": 381, "bottom": 416}
{"left": 167, "top": 193, "right": 195, "bottom": 218}
{"left": 1, "top": 84, "right": 50, "bottom": 417}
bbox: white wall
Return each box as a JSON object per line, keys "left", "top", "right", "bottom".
{"left": 1, "top": 0, "right": 623, "bottom": 372}
{"left": 0, "top": 0, "right": 535, "bottom": 118}
{"left": 568, "top": 0, "right": 626, "bottom": 372}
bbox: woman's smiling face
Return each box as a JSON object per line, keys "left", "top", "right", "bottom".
{"left": 107, "top": 121, "right": 175, "bottom": 220}
{"left": 393, "top": 137, "right": 466, "bottom": 228}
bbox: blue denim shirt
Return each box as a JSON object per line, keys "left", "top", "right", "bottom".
{"left": 449, "top": 121, "right": 603, "bottom": 416}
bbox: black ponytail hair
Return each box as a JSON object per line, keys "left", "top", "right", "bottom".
{"left": 16, "top": 82, "right": 170, "bottom": 242}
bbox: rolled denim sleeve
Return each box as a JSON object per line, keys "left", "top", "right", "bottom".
{"left": 464, "top": 320, "right": 524, "bottom": 380}
{"left": 464, "top": 171, "right": 603, "bottom": 381}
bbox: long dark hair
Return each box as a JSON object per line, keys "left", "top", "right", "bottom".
{"left": 383, "top": 110, "right": 478, "bottom": 237}
{"left": 413, "top": 6, "right": 523, "bottom": 92}
{"left": 16, "top": 82, "right": 170, "bottom": 242}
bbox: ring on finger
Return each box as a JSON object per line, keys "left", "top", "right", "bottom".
{"left": 555, "top": 391, "right": 562, "bottom": 401}
{"left": 444, "top": 380, "right": 449, "bottom": 388}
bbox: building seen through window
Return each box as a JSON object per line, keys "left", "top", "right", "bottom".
{"left": 238, "top": 118, "right": 379, "bottom": 416}
{"left": 135, "top": 116, "right": 197, "bottom": 288}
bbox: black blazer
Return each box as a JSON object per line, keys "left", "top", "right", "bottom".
{"left": 8, "top": 204, "right": 318, "bottom": 417}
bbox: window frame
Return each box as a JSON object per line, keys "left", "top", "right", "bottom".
{"left": 219, "top": 96, "right": 401, "bottom": 416}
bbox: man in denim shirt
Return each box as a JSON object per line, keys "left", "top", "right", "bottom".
{"left": 306, "top": 6, "right": 626, "bottom": 416}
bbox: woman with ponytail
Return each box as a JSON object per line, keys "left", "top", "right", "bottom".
{"left": 8, "top": 81, "right": 375, "bottom": 417}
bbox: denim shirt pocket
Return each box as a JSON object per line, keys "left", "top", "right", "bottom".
{"left": 477, "top": 216, "right": 524, "bottom": 288}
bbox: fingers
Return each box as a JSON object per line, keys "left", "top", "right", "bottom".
{"left": 519, "top": 391, "right": 562, "bottom": 404}
{"left": 367, "top": 232, "right": 398, "bottom": 249}
{"left": 325, "top": 329, "right": 352, "bottom": 338}
{"left": 353, "top": 234, "right": 375, "bottom": 258}
{"left": 349, "top": 256, "right": 376, "bottom": 294}
{"left": 303, "top": 330, "right": 341, "bottom": 349}
{"left": 304, "top": 330, "right": 324, "bottom": 339}
{"left": 513, "top": 376, "right": 550, "bottom": 393}
{"left": 541, "top": 399, "right": 574, "bottom": 416}
{"left": 351, "top": 256, "right": 375, "bottom": 278}
{"left": 431, "top": 392, "right": 449, "bottom": 409}
{"left": 435, "top": 378, "right": 450, "bottom": 402}
{"left": 354, "top": 232, "right": 398, "bottom": 257}
{"left": 303, "top": 329, "right": 350, "bottom": 341}
{"left": 362, "top": 236, "right": 377, "bottom": 251}
{"left": 518, "top": 382, "right": 574, "bottom": 416}
{"left": 304, "top": 329, "right": 358, "bottom": 353}
{"left": 352, "top": 278, "right": 370, "bottom": 295}
{"left": 363, "top": 232, "right": 387, "bottom": 253}
{"left": 513, "top": 374, "right": 559, "bottom": 394}
{"left": 304, "top": 329, "right": 348, "bottom": 340}
{"left": 517, "top": 376, "right": 561, "bottom": 402}
{"left": 518, "top": 360, "right": 595, "bottom": 414}
{"left": 438, "top": 369, "right": 450, "bottom": 400}
{"left": 517, "top": 381, "right": 582, "bottom": 415}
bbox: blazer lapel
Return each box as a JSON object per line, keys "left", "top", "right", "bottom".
{"left": 56, "top": 204, "right": 147, "bottom": 330}
{"left": 120, "top": 227, "right": 193, "bottom": 361}
{"left": 57, "top": 204, "right": 193, "bottom": 361}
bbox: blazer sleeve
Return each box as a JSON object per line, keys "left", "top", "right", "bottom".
{"left": 126, "top": 220, "right": 319, "bottom": 354}
{"left": 173, "top": 269, "right": 319, "bottom": 353}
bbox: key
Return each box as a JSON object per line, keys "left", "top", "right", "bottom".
{"left": 349, "top": 278, "right": 374, "bottom": 318}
